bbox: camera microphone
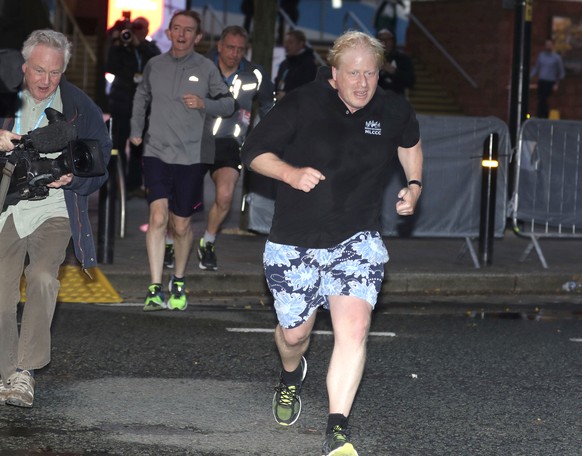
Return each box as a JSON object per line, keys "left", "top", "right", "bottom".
{"left": 22, "top": 108, "right": 77, "bottom": 153}
{"left": 45, "top": 106, "right": 66, "bottom": 123}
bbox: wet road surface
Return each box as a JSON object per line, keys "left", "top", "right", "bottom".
{"left": 1, "top": 297, "right": 581, "bottom": 455}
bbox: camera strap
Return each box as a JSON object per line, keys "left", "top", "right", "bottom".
{"left": 0, "top": 151, "right": 19, "bottom": 212}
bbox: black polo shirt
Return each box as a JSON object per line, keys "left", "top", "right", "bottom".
{"left": 241, "top": 68, "right": 420, "bottom": 248}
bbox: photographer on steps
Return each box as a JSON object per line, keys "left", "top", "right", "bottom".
{"left": 106, "top": 16, "right": 160, "bottom": 197}
{"left": 0, "top": 29, "right": 111, "bottom": 408}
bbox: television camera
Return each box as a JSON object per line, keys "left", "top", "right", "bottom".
{"left": 0, "top": 107, "right": 106, "bottom": 211}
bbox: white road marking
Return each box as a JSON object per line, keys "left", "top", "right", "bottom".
{"left": 90, "top": 305, "right": 398, "bottom": 337}
{"left": 226, "top": 328, "right": 396, "bottom": 337}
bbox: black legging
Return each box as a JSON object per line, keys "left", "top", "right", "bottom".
{"left": 536, "top": 79, "right": 556, "bottom": 119}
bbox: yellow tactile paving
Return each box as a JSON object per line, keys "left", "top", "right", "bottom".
{"left": 20, "top": 266, "right": 123, "bottom": 303}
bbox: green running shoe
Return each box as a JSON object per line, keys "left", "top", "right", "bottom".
{"left": 321, "top": 425, "right": 358, "bottom": 456}
{"left": 272, "top": 356, "right": 307, "bottom": 426}
{"left": 143, "top": 284, "right": 165, "bottom": 311}
{"left": 168, "top": 276, "right": 187, "bottom": 310}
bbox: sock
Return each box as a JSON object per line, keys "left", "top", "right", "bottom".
{"left": 172, "top": 276, "right": 184, "bottom": 282}
{"left": 204, "top": 231, "right": 216, "bottom": 244}
{"left": 150, "top": 283, "right": 162, "bottom": 290}
{"left": 326, "top": 414, "right": 349, "bottom": 434}
{"left": 16, "top": 368, "right": 34, "bottom": 377}
{"left": 281, "top": 361, "right": 304, "bottom": 386}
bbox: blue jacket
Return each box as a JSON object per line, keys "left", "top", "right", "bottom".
{"left": 1, "top": 78, "right": 112, "bottom": 269}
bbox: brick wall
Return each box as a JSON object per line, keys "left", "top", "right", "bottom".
{"left": 407, "top": 0, "right": 582, "bottom": 121}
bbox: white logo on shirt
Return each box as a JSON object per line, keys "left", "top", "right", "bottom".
{"left": 365, "top": 120, "right": 382, "bottom": 135}
{"left": 189, "top": 76, "right": 199, "bottom": 82}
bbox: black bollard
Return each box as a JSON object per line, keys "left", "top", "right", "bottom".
{"left": 97, "top": 118, "right": 118, "bottom": 264}
{"left": 478, "top": 133, "right": 499, "bottom": 266}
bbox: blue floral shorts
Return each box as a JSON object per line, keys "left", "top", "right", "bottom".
{"left": 263, "top": 231, "right": 389, "bottom": 329}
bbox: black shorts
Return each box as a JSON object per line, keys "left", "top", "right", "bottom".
{"left": 142, "top": 156, "right": 208, "bottom": 217}
{"left": 209, "top": 137, "right": 242, "bottom": 175}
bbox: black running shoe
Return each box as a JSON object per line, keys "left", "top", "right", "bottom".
{"left": 272, "top": 356, "right": 307, "bottom": 426}
{"left": 197, "top": 238, "right": 218, "bottom": 271}
{"left": 164, "top": 243, "right": 174, "bottom": 269}
{"left": 321, "top": 425, "right": 358, "bottom": 456}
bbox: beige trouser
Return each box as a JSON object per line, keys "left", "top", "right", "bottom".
{"left": 0, "top": 215, "right": 70, "bottom": 383}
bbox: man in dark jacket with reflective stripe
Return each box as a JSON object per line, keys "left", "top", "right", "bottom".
{"left": 196, "top": 25, "right": 274, "bottom": 271}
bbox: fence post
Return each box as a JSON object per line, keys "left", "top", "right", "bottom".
{"left": 97, "top": 118, "right": 117, "bottom": 264}
{"left": 479, "top": 133, "right": 499, "bottom": 266}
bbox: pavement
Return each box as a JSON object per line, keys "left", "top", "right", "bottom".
{"left": 87, "top": 174, "right": 582, "bottom": 304}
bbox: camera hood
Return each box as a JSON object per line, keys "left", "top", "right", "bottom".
{"left": 63, "top": 139, "right": 106, "bottom": 177}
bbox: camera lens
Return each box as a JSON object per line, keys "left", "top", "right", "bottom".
{"left": 70, "top": 142, "right": 93, "bottom": 173}
{"left": 120, "top": 29, "right": 133, "bottom": 43}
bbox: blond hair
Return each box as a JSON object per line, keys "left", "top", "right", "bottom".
{"left": 327, "top": 30, "right": 384, "bottom": 69}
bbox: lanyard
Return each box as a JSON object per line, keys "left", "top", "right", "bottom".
{"left": 14, "top": 90, "right": 57, "bottom": 135}
{"left": 134, "top": 48, "right": 143, "bottom": 72}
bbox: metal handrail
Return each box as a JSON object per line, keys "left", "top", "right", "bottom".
{"left": 342, "top": 11, "right": 372, "bottom": 35}
{"left": 52, "top": 0, "right": 96, "bottom": 92}
{"left": 278, "top": 8, "right": 326, "bottom": 67}
{"left": 342, "top": 7, "right": 477, "bottom": 89}
{"left": 408, "top": 13, "right": 478, "bottom": 89}
{"left": 202, "top": 5, "right": 224, "bottom": 48}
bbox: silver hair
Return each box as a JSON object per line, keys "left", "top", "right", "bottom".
{"left": 22, "top": 29, "right": 72, "bottom": 72}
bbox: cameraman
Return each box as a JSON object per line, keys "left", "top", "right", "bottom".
{"left": 0, "top": 30, "right": 111, "bottom": 408}
{"left": 105, "top": 17, "right": 160, "bottom": 197}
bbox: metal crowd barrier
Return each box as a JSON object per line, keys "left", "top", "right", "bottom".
{"left": 510, "top": 118, "right": 582, "bottom": 268}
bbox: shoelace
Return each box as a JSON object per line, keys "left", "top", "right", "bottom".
{"left": 276, "top": 384, "right": 297, "bottom": 406}
{"left": 10, "top": 373, "right": 32, "bottom": 394}
{"left": 171, "top": 282, "right": 184, "bottom": 298}
{"left": 331, "top": 426, "right": 349, "bottom": 444}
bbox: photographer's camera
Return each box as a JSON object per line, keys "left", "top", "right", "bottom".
{"left": 120, "top": 28, "right": 133, "bottom": 45}
{"left": 110, "top": 11, "right": 134, "bottom": 46}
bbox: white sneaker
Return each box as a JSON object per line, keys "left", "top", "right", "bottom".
{"left": 6, "top": 370, "right": 35, "bottom": 408}
{"left": 0, "top": 378, "right": 11, "bottom": 405}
